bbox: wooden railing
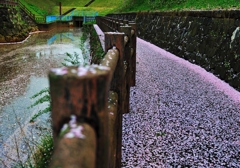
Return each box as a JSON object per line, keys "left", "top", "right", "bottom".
{"left": 1, "top": 0, "right": 98, "bottom": 24}
{"left": 48, "top": 17, "right": 137, "bottom": 168}
{"left": 96, "top": 16, "right": 137, "bottom": 86}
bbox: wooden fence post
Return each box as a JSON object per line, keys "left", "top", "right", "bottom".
{"left": 128, "top": 22, "right": 137, "bottom": 86}
{"left": 114, "top": 20, "right": 117, "bottom": 31}
{"left": 104, "top": 32, "right": 125, "bottom": 168}
{"left": 119, "top": 25, "right": 132, "bottom": 114}
{"left": 49, "top": 123, "right": 96, "bottom": 168}
{"left": 123, "top": 20, "right": 128, "bottom": 25}
{"left": 49, "top": 65, "right": 111, "bottom": 168}
{"left": 100, "top": 48, "right": 120, "bottom": 168}
{"left": 107, "top": 91, "right": 118, "bottom": 168}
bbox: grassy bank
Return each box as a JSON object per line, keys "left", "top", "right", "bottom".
{"left": 117, "top": 0, "right": 240, "bottom": 13}
{"left": 20, "top": 0, "right": 126, "bottom": 16}
{"left": 19, "top": 0, "right": 240, "bottom": 17}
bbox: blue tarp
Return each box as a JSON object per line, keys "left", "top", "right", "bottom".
{"left": 46, "top": 10, "right": 98, "bottom": 23}
{"left": 46, "top": 16, "right": 58, "bottom": 23}
{"left": 46, "top": 16, "right": 73, "bottom": 23}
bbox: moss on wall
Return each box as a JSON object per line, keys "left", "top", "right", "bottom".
{"left": 0, "top": 7, "right": 38, "bottom": 43}
{"left": 86, "top": 24, "right": 105, "bottom": 64}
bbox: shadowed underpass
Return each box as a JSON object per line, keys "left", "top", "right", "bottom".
{"left": 94, "top": 25, "right": 240, "bottom": 167}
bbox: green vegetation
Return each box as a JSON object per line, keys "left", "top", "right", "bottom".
{"left": 50, "top": 0, "right": 126, "bottom": 16}
{"left": 19, "top": 0, "right": 126, "bottom": 16}
{"left": 118, "top": 0, "right": 240, "bottom": 12}
{"left": 62, "top": 52, "right": 82, "bottom": 66}
{"left": 19, "top": 0, "right": 54, "bottom": 15}
{"left": 14, "top": 133, "right": 53, "bottom": 168}
{"left": 19, "top": 0, "right": 240, "bottom": 19}
{"left": 79, "top": 25, "right": 91, "bottom": 65}
{"left": 88, "top": 25, "right": 105, "bottom": 64}
{"left": 31, "top": 134, "right": 53, "bottom": 168}
{"left": 28, "top": 88, "right": 51, "bottom": 123}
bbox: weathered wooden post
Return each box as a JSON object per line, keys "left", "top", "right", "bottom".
{"left": 96, "top": 16, "right": 100, "bottom": 27}
{"left": 49, "top": 65, "right": 111, "bottom": 168}
{"left": 113, "top": 20, "right": 117, "bottom": 31}
{"left": 107, "top": 91, "right": 118, "bottom": 168}
{"left": 115, "top": 20, "right": 120, "bottom": 32}
{"left": 123, "top": 20, "right": 128, "bottom": 25}
{"left": 49, "top": 123, "right": 96, "bottom": 168}
{"left": 128, "top": 22, "right": 137, "bottom": 86}
{"left": 107, "top": 19, "right": 112, "bottom": 31}
{"left": 119, "top": 25, "right": 132, "bottom": 114}
{"left": 118, "top": 19, "right": 123, "bottom": 24}
{"left": 104, "top": 32, "right": 125, "bottom": 168}
{"left": 100, "top": 48, "right": 119, "bottom": 168}
{"left": 110, "top": 19, "right": 114, "bottom": 30}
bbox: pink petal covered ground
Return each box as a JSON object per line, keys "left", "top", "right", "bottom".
{"left": 139, "top": 38, "right": 240, "bottom": 106}
{"left": 94, "top": 24, "right": 240, "bottom": 167}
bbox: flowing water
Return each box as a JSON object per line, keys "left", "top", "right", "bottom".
{"left": 0, "top": 27, "right": 87, "bottom": 167}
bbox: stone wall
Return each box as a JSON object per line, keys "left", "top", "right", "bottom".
{"left": 0, "top": 7, "right": 38, "bottom": 43}
{"left": 108, "top": 11, "right": 240, "bottom": 91}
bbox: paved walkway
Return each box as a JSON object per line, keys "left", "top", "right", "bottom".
{"left": 94, "top": 25, "right": 240, "bottom": 167}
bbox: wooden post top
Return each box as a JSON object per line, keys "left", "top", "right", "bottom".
{"left": 49, "top": 65, "right": 110, "bottom": 78}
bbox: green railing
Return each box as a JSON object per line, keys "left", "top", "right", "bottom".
{"left": 46, "top": 15, "right": 73, "bottom": 23}
{"left": 35, "top": 15, "right": 46, "bottom": 23}
{"left": 1, "top": 0, "right": 98, "bottom": 24}
{"left": 46, "top": 10, "right": 98, "bottom": 23}
{"left": 17, "top": 0, "right": 36, "bottom": 20}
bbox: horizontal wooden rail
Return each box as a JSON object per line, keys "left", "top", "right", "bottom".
{"left": 96, "top": 16, "right": 137, "bottom": 86}
{"left": 49, "top": 18, "right": 137, "bottom": 168}
{"left": 49, "top": 122, "right": 96, "bottom": 168}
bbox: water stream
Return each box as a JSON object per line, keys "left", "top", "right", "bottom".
{"left": 0, "top": 27, "right": 87, "bottom": 167}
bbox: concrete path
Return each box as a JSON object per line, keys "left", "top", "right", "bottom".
{"left": 94, "top": 25, "right": 240, "bottom": 167}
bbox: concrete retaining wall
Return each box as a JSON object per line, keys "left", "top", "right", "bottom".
{"left": 108, "top": 11, "right": 240, "bottom": 90}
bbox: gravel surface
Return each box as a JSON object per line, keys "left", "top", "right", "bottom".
{"left": 93, "top": 25, "right": 240, "bottom": 167}
{"left": 121, "top": 38, "right": 240, "bottom": 167}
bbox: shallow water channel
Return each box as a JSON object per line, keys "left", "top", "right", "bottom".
{"left": 0, "top": 27, "right": 87, "bottom": 166}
